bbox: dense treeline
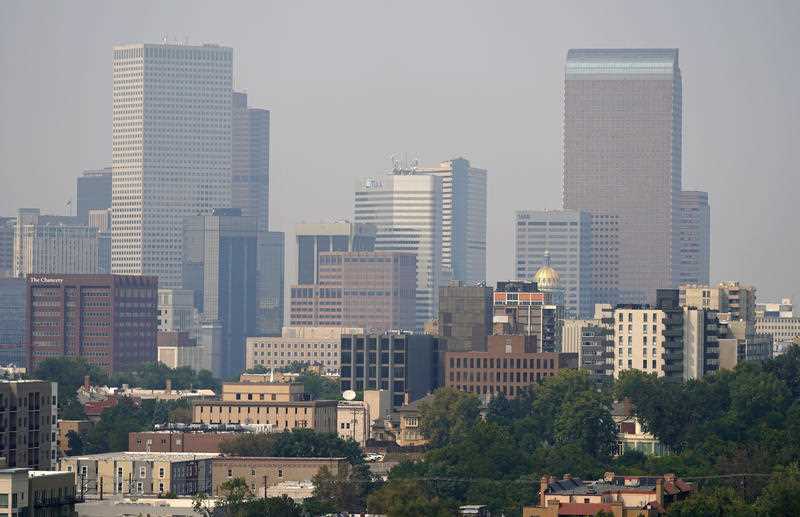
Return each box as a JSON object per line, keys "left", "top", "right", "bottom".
{"left": 368, "top": 346, "right": 800, "bottom": 517}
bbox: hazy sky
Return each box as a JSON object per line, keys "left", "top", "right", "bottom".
{"left": 1, "top": 1, "right": 798, "bottom": 302}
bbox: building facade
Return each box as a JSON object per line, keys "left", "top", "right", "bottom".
{"left": 680, "top": 282, "right": 757, "bottom": 325}
{"left": 563, "top": 49, "right": 683, "bottom": 304}
{"left": 295, "top": 222, "right": 376, "bottom": 285}
{"left": 755, "top": 298, "right": 793, "bottom": 319}
{"left": 413, "top": 158, "right": 487, "bottom": 284}
{"left": 60, "top": 452, "right": 217, "bottom": 497}
{"left": 0, "top": 468, "right": 78, "bottom": 516}
{"left": 25, "top": 274, "right": 157, "bottom": 373}
{"left": 13, "top": 209, "right": 98, "bottom": 278}
{"left": 0, "top": 380, "right": 58, "bottom": 469}
{"left": 354, "top": 174, "right": 443, "bottom": 328}
{"left": 438, "top": 282, "right": 493, "bottom": 352}
{"left": 232, "top": 92, "right": 270, "bottom": 232}
{"left": 256, "top": 231, "right": 285, "bottom": 336}
{"left": 678, "top": 191, "right": 711, "bottom": 285}
{"left": 211, "top": 457, "right": 345, "bottom": 497}
{"left": 0, "top": 218, "right": 15, "bottom": 279}
{"left": 289, "top": 252, "right": 417, "bottom": 333}
{"left": 183, "top": 209, "right": 258, "bottom": 377}
{"left": 515, "top": 210, "right": 592, "bottom": 318}
{"left": 111, "top": 43, "right": 233, "bottom": 288}
{"left": 444, "top": 335, "right": 578, "bottom": 399}
{"left": 76, "top": 168, "right": 112, "bottom": 226}
{"left": 245, "top": 327, "right": 362, "bottom": 373}
{"left": 157, "top": 289, "right": 196, "bottom": 333}
{"left": 0, "top": 279, "right": 26, "bottom": 365}
{"left": 339, "top": 333, "right": 442, "bottom": 408}
{"left": 493, "top": 282, "right": 560, "bottom": 353}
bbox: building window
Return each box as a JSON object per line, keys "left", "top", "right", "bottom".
{"left": 278, "top": 469, "right": 283, "bottom": 478}
{"left": 227, "top": 469, "right": 233, "bottom": 478}
{"left": 140, "top": 466, "right": 146, "bottom": 478}
{"left": 159, "top": 468, "right": 164, "bottom": 478}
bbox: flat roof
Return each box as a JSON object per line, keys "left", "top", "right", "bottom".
{"left": 65, "top": 452, "right": 219, "bottom": 462}
{"left": 194, "top": 400, "right": 337, "bottom": 407}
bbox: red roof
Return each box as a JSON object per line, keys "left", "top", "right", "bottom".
{"left": 83, "top": 396, "right": 120, "bottom": 416}
{"left": 557, "top": 503, "right": 615, "bottom": 516}
{"left": 665, "top": 479, "right": 694, "bottom": 495}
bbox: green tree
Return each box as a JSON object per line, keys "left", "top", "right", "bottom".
{"left": 220, "top": 429, "right": 363, "bottom": 464}
{"left": 217, "top": 477, "right": 253, "bottom": 516}
{"left": 754, "top": 464, "right": 800, "bottom": 517}
{"left": 418, "top": 387, "right": 481, "bottom": 447}
{"left": 65, "top": 430, "right": 84, "bottom": 456}
{"left": 367, "top": 480, "right": 452, "bottom": 517}
{"left": 666, "top": 487, "right": 756, "bottom": 517}
{"left": 297, "top": 371, "right": 341, "bottom": 400}
{"left": 308, "top": 463, "right": 373, "bottom": 513}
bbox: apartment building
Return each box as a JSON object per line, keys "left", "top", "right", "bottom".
{"left": 60, "top": 452, "right": 217, "bottom": 497}
{"left": 0, "top": 380, "right": 58, "bottom": 470}
{"left": 245, "top": 326, "right": 361, "bottom": 373}
{"left": 211, "top": 456, "right": 346, "bottom": 497}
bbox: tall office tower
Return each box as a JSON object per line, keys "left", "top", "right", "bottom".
{"left": 257, "top": 231, "right": 285, "bottom": 335}
{"left": 295, "top": 222, "right": 376, "bottom": 285}
{"left": 76, "top": 168, "right": 112, "bottom": 225}
{"left": 182, "top": 209, "right": 258, "bottom": 377}
{"left": 0, "top": 217, "right": 14, "bottom": 278}
{"left": 589, "top": 213, "right": 620, "bottom": 306}
{"left": 0, "top": 278, "right": 26, "bottom": 365}
{"left": 679, "top": 191, "right": 710, "bottom": 285}
{"left": 25, "top": 274, "right": 158, "bottom": 373}
{"left": 564, "top": 49, "right": 682, "bottom": 304}
{"left": 354, "top": 174, "right": 443, "bottom": 328}
{"left": 438, "top": 282, "right": 493, "bottom": 352}
{"left": 289, "top": 251, "right": 417, "bottom": 332}
{"left": 515, "top": 210, "right": 592, "bottom": 318}
{"left": 13, "top": 209, "right": 98, "bottom": 277}
{"left": 111, "top": 43, "right": 233, "bottom": 288}
{"left": 157, "top": 289, "right": 197, "bottom": 332}
{"left": 413, "top": 158, "right": 487, "bottom": 283}
{"left": 232, "top": 92, "right": 270, "bottom": 231}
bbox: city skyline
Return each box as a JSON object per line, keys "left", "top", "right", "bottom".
{"left": 1, "top": 1, "right": 799, "bottom": 302}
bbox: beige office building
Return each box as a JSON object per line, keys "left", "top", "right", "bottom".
{"left": 245, "top": 326, "right": 362, "bottom": 373}
{"left": 191, "top": 377, "right": 337, "bottom": 433}
{"left": 561, "top": 319, "right": 598, "bottom": 354}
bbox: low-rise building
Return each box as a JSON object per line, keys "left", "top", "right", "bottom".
{"left": 391, "top": 393, "right": 432, "bottom": 447}
{"left": 128, "top": 430, "right": 236, "bottom": 454}
{"left": 524, "top": 472, "right": 694, "bottom": 517}
{"left": 337, "top": 401, "right": 369, "bottom": 447}
{"left": 59, "top": 452, "right": 218, "bottom": 497}
{"left": 0, "top": 468, "right": 78, "bottom": 517}
{"left": 57, "top": 420, "right": 92, "bottom": 458}
{"left": 246, "top": 326, "right": 362, "bottom": 374}
{"left": 444, "top": 335, "right": 578, "bottom": 399}
{"left": 211, "top": 456, "right": 346, "bottom": 497}
{"left": 191, "top": 376, "right": 337, "bottom": 433}
{"left": 612, "top": 401, "right": 667, "bottom": 457}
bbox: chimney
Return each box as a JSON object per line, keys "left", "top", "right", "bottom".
{"left": 564, "top": 473, "right": 572, "bottom": 481}
{"left": 548, "top": 475, "right": 557, "bottom": 485}
{"left": 664, "top": 473, "right": 676, "bottom": 483}
{"left": 83, "top": 375, "right": 90, "bottom": 391}
{"left": 403, "top": 392, "right": 411, "bottom": 406}
{"left": 165, "top": 379, "right": 172, "bottom": 394}
{"left": 656, "top": 478, "right": 664, "bottom": 503}
{"left": 539, "top": 476, "right": 549, "bottom": 504}
{"left": 603, "top": 471, "right": 615, "bottom": 482}
{"left": 623, "top": 397, "right": 633, "bottom": 416}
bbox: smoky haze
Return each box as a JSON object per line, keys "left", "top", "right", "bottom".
{"left": 1, "top": 0, "right": 798, "bottom": 301}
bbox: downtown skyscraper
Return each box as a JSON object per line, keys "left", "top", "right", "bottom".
{"left": 111, "top": 43, "right": 233, "bottom": 288}
{"left": 563, "top": 49, "right": 683, "bottom": 304}
{"left": 354, "top": 173, "right": 443, "bottom": 328}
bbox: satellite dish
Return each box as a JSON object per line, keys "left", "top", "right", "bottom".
{"left": 342, "top": 390, "right": 357, "bottom": 401}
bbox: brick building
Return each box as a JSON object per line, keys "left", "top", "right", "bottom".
{"left": 25, "top": 274, "right": 157, "bottom": 373}
{"left": 128, "top": 430, "right": 234, "bottom": 454}
{"left": 444, "top": 335, "right": 578, "bottom": 398}
{"left": 289, "top": 251, "right": 417, "bottom": 332}
{"left": 211, "top": 456, "right": 346, "bottom": 497}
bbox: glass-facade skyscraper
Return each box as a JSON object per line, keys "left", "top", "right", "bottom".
{"left": 563, "top": 49, "right": 682, "bottom": 304}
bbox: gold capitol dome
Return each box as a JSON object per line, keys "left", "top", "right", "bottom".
{"left": 533, "top": 250, "right": 560, "bottom": 290}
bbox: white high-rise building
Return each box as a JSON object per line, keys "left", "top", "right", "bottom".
{"left": 354, "top": 174, "right": 442, "bottom": 328}
{"left": 111, "top": 43, "right": 233, "bottom": 288}
{"left": 13, "top": 209, "right": 99, "bottom": 277}
{"left": 413, "top": 158, "right": 487, "bottom": 284}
